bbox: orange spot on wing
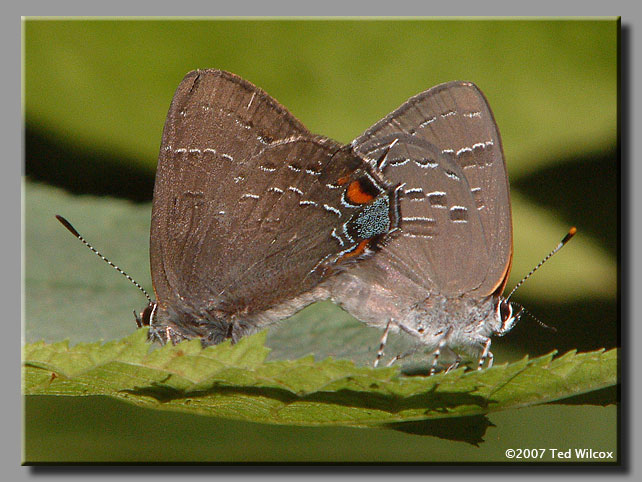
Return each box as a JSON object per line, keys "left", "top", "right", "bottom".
{"left": 347, "top": 180, "right": 375, "bottom": 204}
{"left": 339, "top": 239, "right": 370, "bottom": 261}
{"left": 337, "top": 175, "right": 351, "bottom": 185}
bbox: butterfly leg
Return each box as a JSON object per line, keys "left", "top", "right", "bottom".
{"left": 374, "top": 319, "right": 394, "bottom": 368}
{"left": 385, "top": 346, "right": 423, "bottom": 367}
{"left": 430, "top": 326, "right": 454, "bottom": 376}
{"left": 380, "top": 322, "right": 426, "bottom": 367}
{"left": 445, "top": 353, "right": 462, "bottom": 373}
{"left": 478, "top": 337, "right": 494, "bottom": 370}
{"left": 147, "top": 329, "right": 163, "bottom": 344}
{"left": 385, "top": 352, "right": 405, "bottom": 367}
{"left": 162, "top": 326, "right": 189, "bottom": 346}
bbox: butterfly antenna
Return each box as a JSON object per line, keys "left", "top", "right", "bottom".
{"left": 506, "top": 226, "right": 577, "bottom": 302}
{"left": 510, "top": 303, "right": 557, "bottom": 332}
{"left": 55, "top": 215, "right": 152, "bottom": 304}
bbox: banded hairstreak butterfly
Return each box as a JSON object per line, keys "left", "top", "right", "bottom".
{"left": 331, "top": 81, "right": 574, "bottom": 373}
{"left": 58, "top": 69, "right": 400, "bottom": 346}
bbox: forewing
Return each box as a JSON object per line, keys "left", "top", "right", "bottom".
{"left": 151, "top": 70, "right": 397, "bottom": 318}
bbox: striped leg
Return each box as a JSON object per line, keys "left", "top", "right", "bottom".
{"left": 386, "top": 353, "right": 403, "bottom": 367}
{"left": 164, "top": 325, "right": 188, "bottom": 346}
{"left": 374, "top": 319, "right": 394, "bottom": 368}
{"left": 477, "top": 338, "right": 494, "bottom": 370}
{"left": 430, "top": 327, "right": 454, "bottom": 376}
{"left": 385, "top": 346, "right": 421, "bottom": 367}
{"left": 445, "top": 354, "right": 462, "bottom": 373}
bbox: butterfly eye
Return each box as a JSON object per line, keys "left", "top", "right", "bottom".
{"left": 139, "top": 303, "right": 156, "bottom": 327}
{"left": 499, "top": 300, "right": 513, "bottom": 323}
{"left": 494, "top": 299, "right": 518, "bottom": 336}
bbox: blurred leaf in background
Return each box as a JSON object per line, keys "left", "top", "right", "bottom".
{"left": 23, "top": 18, "right": 618, "bottom": 462}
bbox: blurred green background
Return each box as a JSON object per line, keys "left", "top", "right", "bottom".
{"left": 23, "top": 19, "right": 618, "bottom": 462}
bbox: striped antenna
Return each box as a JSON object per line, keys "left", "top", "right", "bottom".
{"left": 510, "top": 303, "right": 557, "bottom": 332}
{"left": 506, "top": 226, "right": 577, "bottom": 302}
{"left": 55, "top": 215, "right": 152, "bottom": 304}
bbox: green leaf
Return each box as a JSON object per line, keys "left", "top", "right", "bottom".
{"left": 23, "top": 329, "right": 617, "bottom": 427}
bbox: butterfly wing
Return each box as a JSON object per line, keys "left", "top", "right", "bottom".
{"left": 332, "top": 82, "right": 512, "bottom": 326}
{"left": 151, "top": 70, "right": 397, "bottom": 328}
{"left": 353, "top": 81, "right": 511, "bottom": 296}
